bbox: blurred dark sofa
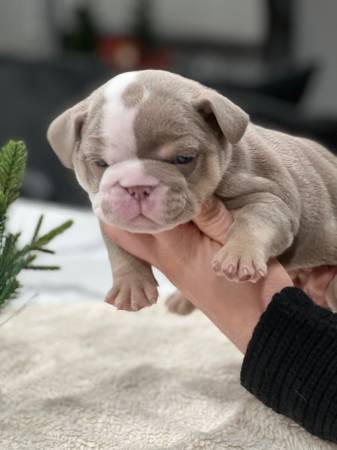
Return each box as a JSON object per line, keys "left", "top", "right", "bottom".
{"left": 0, "top": 56, "right": 112, "bottom": 206}
{"left": 1, "top": 55, "right": 337, "bottom": 207}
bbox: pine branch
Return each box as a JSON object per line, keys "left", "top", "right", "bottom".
{"left": 0, "top": 140, "right": 26, "bottom": 207}
{"left": 0, "top": 141, "right": 26, "bottom": 243}
{"left": 0, "top": 140, "right": 73, "bottom": 309}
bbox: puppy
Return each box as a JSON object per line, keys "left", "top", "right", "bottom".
{"left": 47, "top": 70, "right": 337, "bottom": 312}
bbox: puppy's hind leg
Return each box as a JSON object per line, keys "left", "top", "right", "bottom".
{"left": 166, "top": 291, "right": 196, "bottom": 315}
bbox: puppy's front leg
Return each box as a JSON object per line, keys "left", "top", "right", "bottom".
{"left": 101, "top": 226, "right": 158, "bottom": 311}
{"left": 213, "top": 195, "right": 299, "bottom": 282}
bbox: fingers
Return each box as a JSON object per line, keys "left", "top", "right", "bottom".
{"left": 193, "top": 197, "right": 233, "bottom": 245}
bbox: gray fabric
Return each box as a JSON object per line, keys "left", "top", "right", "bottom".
{"left": 0, "top": 302, "right": 334, "bottom": 450}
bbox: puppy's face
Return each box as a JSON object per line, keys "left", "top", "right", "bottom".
{"left": 47, "top": 70, "right": 248, "bottom": 232}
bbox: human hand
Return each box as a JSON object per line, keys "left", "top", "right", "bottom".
{"left": 288, "top": 266, "right": 337, "bottom": 309}
{"left": 102, "top": 197, "right": 293, "bottom": 353}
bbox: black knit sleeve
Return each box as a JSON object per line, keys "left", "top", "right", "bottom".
{"left": 241, "top": 287, "right": 337, "bottom": 443}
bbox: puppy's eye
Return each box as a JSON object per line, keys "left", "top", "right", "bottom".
{"left": 94, "top": 159, "right": 108, "bottom": 168}
{"left": 172, "top": 155, "right": 194, "bottom": 165}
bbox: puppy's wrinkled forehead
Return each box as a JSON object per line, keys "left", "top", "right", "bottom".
{"left": 100, "top": 71, "right": 199, "bottom": 164}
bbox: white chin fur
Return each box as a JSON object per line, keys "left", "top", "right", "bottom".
{"left": 95, "top": 210, "right": 183, "bottom": 234}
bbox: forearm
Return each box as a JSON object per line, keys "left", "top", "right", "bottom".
{"left": 241, "top": 286, "right": 337, "bottom": 443}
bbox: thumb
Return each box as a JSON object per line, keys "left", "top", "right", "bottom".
{"left": 193, "top": 197, "right": 233, "bottom": 245}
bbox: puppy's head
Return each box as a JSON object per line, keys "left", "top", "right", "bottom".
{"left": 47, "top": 70, "right": 249, "bottom": 232}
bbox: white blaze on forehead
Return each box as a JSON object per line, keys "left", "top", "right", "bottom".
{"left": 102, "top": 71, "right": 140, "bottom": 163}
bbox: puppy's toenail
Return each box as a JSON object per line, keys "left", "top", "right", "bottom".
{"left": 226, "top": 264, "right": 235, "bottom": 274}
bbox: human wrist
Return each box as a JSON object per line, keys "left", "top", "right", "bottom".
{"left": 241, "top": 287, "right": 337, "bottom": 442}
{"left": 170, "top": 259, "right": 293, "bottom": 353}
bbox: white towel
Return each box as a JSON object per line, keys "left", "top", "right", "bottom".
{"left": 0, "top": 301, "right": 335, "bottom": 450}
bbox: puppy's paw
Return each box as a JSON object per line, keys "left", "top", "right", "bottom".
{"left": 166, "top": 291, "right": 195, "bottom": 315}
{"left": 105, "top": 277, "right": 158, "bottom": 311}
{"left": 212, "top": 241, "right": 267, "bottom": 283}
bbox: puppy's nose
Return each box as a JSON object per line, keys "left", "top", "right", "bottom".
{"left": 124, "top": 185, "right": 154, "bottom": 201}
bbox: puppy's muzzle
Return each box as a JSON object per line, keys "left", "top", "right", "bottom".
{"left": 93, "top": 159, "right": 196, "bottom": 232}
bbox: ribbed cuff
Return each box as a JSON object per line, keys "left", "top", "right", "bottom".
{"left": 241, "top": 287, "right": 337, "bottom": 442}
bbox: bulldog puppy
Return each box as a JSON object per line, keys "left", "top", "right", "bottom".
{"left": 47, "top": 70, "right": 337, "bottom": 312}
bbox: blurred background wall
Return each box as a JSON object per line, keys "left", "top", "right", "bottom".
{"left": 0, "top": 0, "right": 336, "bottom": 205}
{"left": 0, "top": 0, "right": 264, "bottom": 54}
{"left": 295, "top": 0, "right": 337, "bottom": 114}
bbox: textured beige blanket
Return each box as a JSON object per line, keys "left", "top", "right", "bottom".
{"left": 0, "top": 302, "right": 335, "bottom": 450}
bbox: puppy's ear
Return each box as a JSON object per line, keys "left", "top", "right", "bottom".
{"left": 195, "top": 90, "right": 249, "bottom": 144}
{"left": 47, "top": 98, "right": 89, "bottom": 169}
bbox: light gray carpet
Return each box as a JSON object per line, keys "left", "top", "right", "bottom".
{"left": 0, "top": 302, "right": 335, "bottom": 450}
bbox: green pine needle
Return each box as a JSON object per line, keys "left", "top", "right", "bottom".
{"left": 31, "top": 214, "right": 44, "bottom": 244}
{"left": 34, "top": 248, "right": 56, "bottom": 255}
{"left": 0, "top": 140, "right": 73, "bottom": 309}
{"left": 25, "top": 265, "right": 60, "bottom": 271}
{"left": 31, "top": 220, "right": 74, "bottom": 249}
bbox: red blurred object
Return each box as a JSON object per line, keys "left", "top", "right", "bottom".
{"left": 96, "top": 36, "right": 173, "bottom": 71}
